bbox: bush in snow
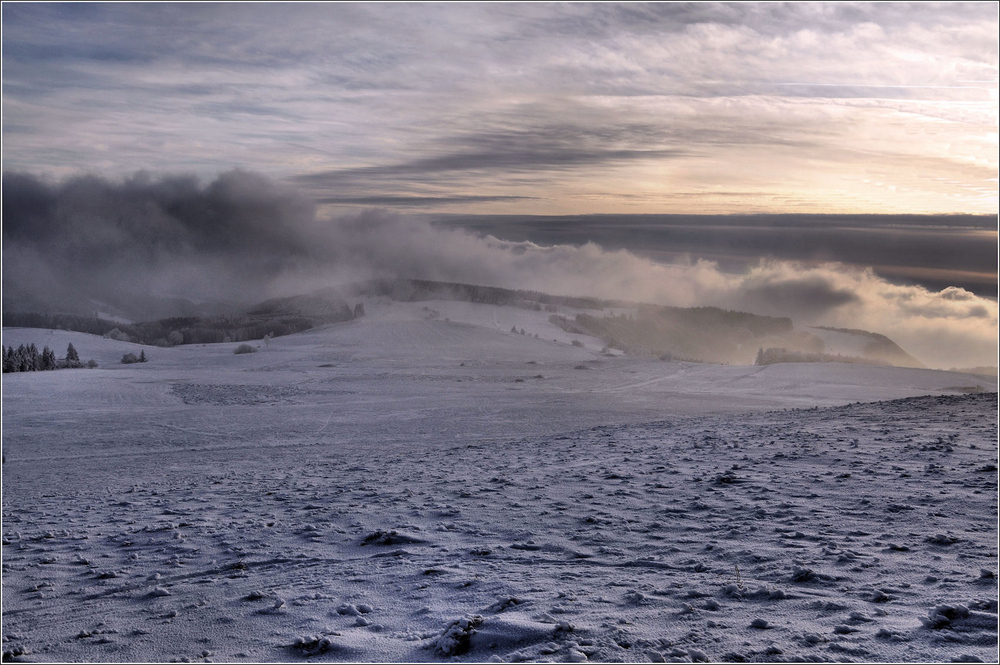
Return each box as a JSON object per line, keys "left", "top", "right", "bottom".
{"left": 121, "top": 352, "right": 141, "bottom": 364}
{"left": 234, "top": 344, "right": 257, "bottom": 354}
{"left": 433, "top": 615, "right": 484, "bottom": 656}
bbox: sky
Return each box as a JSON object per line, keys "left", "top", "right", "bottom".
{"left": 1, "top": 3, "right": 998, "bottom": 369}
{"left": 2, "top": 2, "right": 997, "bottom": 215}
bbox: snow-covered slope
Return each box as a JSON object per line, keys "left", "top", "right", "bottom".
{"left": 2, "top": 300, "right": 997, "bottom": 662}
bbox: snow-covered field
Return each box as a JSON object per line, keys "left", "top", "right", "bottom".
{"left": 2, "top": 300, "right": 997, "bottom": 663}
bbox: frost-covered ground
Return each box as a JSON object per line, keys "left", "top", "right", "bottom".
{"left": 2, "top": 300, "right": 997, "bottom": 663}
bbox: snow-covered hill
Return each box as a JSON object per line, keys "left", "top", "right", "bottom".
{"left": 2, "top": 300, "right": 996, "bottom": 662}
{"left": 806, "top": 326, "right": 924, "bottom": 368}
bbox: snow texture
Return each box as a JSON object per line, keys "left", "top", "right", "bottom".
{"left": 2, "top": 300, "right": 997, "bottom": 662}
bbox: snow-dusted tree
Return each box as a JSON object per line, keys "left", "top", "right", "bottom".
{"left": 41, "top": 346, "right": 57, "bottom": 370}
{"left": 65, "top": 342, "right": 81, "bottom": 368}
{"left": 17, "top": 345, "right": 31, "bottom": 372}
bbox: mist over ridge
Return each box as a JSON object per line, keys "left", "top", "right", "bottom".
{"left": 2, "top": 169, "right": 996, "bottom": 370}
{"left": 429, "top": 212, "right": 998, "bottom": 298}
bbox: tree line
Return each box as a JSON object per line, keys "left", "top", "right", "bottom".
{"left": 3, "top": 310, "right": 336, "bottom": 348}
{"left": 754, "top": 347, "right": 887, "bottom": 367}
{"left": 2, "top": 342, "right": 96, "bottom": 373}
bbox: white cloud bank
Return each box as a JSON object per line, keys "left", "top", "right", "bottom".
{"left": 287, "top": 210, "right": 998, "bottom": 370}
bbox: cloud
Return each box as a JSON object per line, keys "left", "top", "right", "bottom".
{"left": 430, "top": 212, "right": 998, "bottom": 297}
{"left": 1, "top": 170, "right": 323, "bottom": 314}
{"left": 735, "top": 273, "right": 860, "bottom": 319}
{"left": 1, "top": 4, "right": 994, "bottom": 214}
{"left": 316, "top": 195, "right": 538, "bottom": 207}
{"left": 294, "top": 142, "right": 684, "bottom": 193}
{"left": 3, "top": 170, "right": 996, "bottom": 369}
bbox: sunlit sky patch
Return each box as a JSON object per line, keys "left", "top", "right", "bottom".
{"left": 3, "top": 2, "right": 997, "bottom": 215}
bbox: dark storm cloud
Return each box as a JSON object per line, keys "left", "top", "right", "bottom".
{"left": 2, "top": 170, "right": 317, "bottom": 255}
{"left": 1, "top": 170, "right": 324, "bottom": 316}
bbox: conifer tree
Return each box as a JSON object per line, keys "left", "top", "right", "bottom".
{"left": 66, "top": 342, "right": 80, "bottom": 367}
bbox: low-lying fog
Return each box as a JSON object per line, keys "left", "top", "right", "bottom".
{"left": 2, "top": 170, "right": 996, "bottom": 370}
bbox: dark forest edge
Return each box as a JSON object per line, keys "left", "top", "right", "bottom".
{"left": 3, "top": 342, "right": 96, "bottom": 373}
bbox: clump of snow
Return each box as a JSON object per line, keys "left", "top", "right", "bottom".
{"left": 921, "top": 604, "right": 998, "bottom": 638}
{"left": 487, "top": 597, "right": 523, "bottom": 613}
{"left": 335, "top": 603, "right": 372, "bottom": 616}
{"left": 291, "top": 635, "right": 334, "bottom": 657}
